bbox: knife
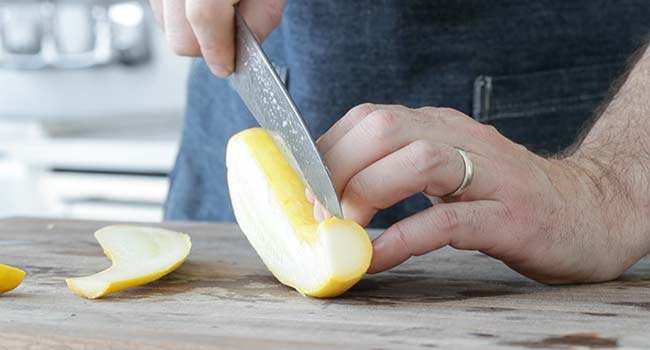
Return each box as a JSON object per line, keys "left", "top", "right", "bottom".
{"left": 228, "top": 10, "right": 343, "bottom": 219}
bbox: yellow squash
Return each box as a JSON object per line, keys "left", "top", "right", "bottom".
{"left": 226, "top": 128, "right": 372, "bottom": 298}
{"left": 0, "top": 264, "right": 25, "bottom": 295}
{"left": 66, "top": 225, "right": 191, "bottom": 299}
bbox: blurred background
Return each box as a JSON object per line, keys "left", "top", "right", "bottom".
{"left": 0, "top": 0, "right": 188, "bottom": 222}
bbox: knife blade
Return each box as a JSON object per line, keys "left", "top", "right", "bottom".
{"left": 228, "top": 10, "right": 343, "bottom": 219}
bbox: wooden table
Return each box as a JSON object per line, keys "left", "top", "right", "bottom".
{"left": 1, "top": 217, "right": 649, "bottom": 349}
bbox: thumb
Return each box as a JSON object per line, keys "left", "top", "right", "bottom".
{"left": 367, "top": 200, "right": 502, "bottom": 274}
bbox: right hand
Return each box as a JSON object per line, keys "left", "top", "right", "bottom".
{"left": 149, "top": 0, "right": 285, "bottom": 77}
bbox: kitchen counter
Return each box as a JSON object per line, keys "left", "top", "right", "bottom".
{"left": 1, "top": 217, "right": 649, "bottom": 349}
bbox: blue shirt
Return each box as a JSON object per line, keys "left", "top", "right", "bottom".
{"left": 164, "top": 1, "right": 650, "bottom": 226}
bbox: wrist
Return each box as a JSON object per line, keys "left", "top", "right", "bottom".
{"left": 563, "top": 147, "right": 650, "bottom": 264}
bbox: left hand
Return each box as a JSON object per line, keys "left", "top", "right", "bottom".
{"left": 312, "top": 104, "right": 649, "bottom": 284}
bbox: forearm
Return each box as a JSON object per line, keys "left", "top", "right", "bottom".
{"left": 578, "top": 41, "right": 650, "bottom": 165}
{"left": 566, "top": 40, "right": 650, "bottom": 260}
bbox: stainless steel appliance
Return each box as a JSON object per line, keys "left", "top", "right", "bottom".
{"left": 0, "top": 0, "right": 188, "bottom": 222}
{"left": 0, "top": 0, "right": 150, "bottom": 69}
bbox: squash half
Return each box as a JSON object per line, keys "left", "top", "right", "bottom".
{"left": 226, "top": 128, "right": 372, "bottom": 297}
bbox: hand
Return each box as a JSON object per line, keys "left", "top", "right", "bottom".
{"left": 149, "top": 0, "right": 285, "bottom": 77}
{"left": 314, "top": 104, "right": 650, "bottom": 284}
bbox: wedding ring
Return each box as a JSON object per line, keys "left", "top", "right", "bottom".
{"left": 446, "top": 148, "right": 474, "bottom": 197}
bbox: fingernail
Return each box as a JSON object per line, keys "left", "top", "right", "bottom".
{"left": 372, "top": 236, "right": 386, "bottom": 252}
{"left": 366, "top": 239, "right": 385, "bottom": 274}
{"left": 305, "top": 188, "right": 314, "bottom": 203}
{"left": 313, "top": 202, "right": 324, "bottom": 222}
{"left": 366, "top": 248, "right": 382, "bottom": 274}
{"left": 321, "top": 206, "right": 332, "bottom": 220}
{"left": 341, "top": 198, "right": 369, "bottom": 227}
{"left": 209, "top": 64, "right": 231, "bottom": 78}
{"left": 366, "top": 260, "right": 380, "bottom": 274}
{"left": 341, "top": 199, "right": 353, "bottom": 222}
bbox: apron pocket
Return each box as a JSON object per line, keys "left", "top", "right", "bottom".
{"left": 472, "top": 62, "right": 625, "bottom": 154}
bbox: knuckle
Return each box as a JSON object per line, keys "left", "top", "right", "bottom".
{"left": 265, "top": 1, "right": 284, "bottom": 26}
{"left": 405, "top": 140, "right": 448, "bottom": 175}
{"left": 268, "top": 12, "right": 283, "bottom": 28}
{"left": 416, "top": 107, "right": 459, "bottom": 128}
{"left": 484, "top": 124, "right": 500, "bottom": 136}
{"left": 185, "top": 0, "right": 214, "bottom": 25}
{"left": 391, "top": 222, "right": 413, "bottom": 255}
{"left": 392, "top": 221, "right": 430, "bottom": 256}
{"left": 417, "top": 106, "right": 437, "bottom": 114}
{"left": 349, "top": 103, "right": 377, "bottom": 120}
{"left": 361, "top": 109, "right": 399, "bottom": 140}
{"left": 467, "top": 123, "right": 499, "bottom": 140}
{"left": 430, "top": 107, "right": 454, "bottom": 116}
{"left": 202, "top": 48, "right": 231, "bottom": 66}
{"left": 436, "top": 107, "right": 467, "bottom": 124}
{"left": 166, "top": 33, "right": 199, "bottom": 56}
{"left": 512, "top": 142, "right": 529, "bottom": 154}
{"left": 345, "top": 175, "right": 371, "bottom": 204}
{"left": 430, "top": 206, "right": 461, "bottom": 233}
{"left": 437, "top": 107, "right": 463, "bottom": 117}
{"left": 417, "top": 106, "right": 437, "bottom": 118}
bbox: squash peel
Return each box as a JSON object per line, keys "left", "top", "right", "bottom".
{"left": 66, "top": 225, "right": 191, "bottom": 299}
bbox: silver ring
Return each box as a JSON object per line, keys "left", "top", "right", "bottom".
{"left": 446, "top": 148, "right": 474, "bottom": 197}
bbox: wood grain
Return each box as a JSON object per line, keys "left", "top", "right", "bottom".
{"left": 1, "top": 217, "right": 649, "bottom": 349}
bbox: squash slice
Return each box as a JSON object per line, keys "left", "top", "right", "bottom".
{"left": 66, "top": 226, "right": 191, "bottom": 299}
{"left": 0, "top": 264, "right": 25, "bottom": 295}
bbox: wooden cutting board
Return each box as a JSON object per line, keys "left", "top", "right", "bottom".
{"left": 1, "top": 217, "right": 649, "bottom": 349}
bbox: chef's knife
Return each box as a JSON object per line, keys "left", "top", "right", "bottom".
{"left": 228, "top": 10, "right": 343, "bottom": 218}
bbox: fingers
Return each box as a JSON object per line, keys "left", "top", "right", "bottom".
{"left": 305, "top": 188, "right": 314, "bottom": 203}
{"left": 318, "top": 104, "right": 470, "bottom": 157}
{"left": 187, "top": 0, "right": 284, "bottom": 76}
{"left": 323, "top": 108, "right": 415, "bottom": 194}
{"left": 239, "top": 0, "right": 285, "bottom": 42}
{"left": 367, "top": 200, "right": 503, "bottom": 274}
{"left": 323, "top": 106, "right": 473, "bottom": 196}
{"left": 340, "top": 141, "right": 464, "bottom": 226}
{"left": 149, "top": 0, "right": 164, "bottom": 27}
{"left": 341, "top": 141, "right": 499, "bottom": 226}
{"left": 315, "top": 103, "right": 499, "bottom": 227}
{"left": 163, "top": 0, "right": 200, "bottom": 56}
{"left": 312, "top": 200, "right": 332, "bottom": 222}
{"left": 161, "top": 0, "right": 284, "bottom": 78}
{"left": 185, "top": 0, "right": 238, "bottom": 77}
{"left": 317, "top": 103, "right": 378, "bottom": 154}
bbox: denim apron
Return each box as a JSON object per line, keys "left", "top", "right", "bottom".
{"left": 164, "top": 0, "right": 650, "bottom": 226}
